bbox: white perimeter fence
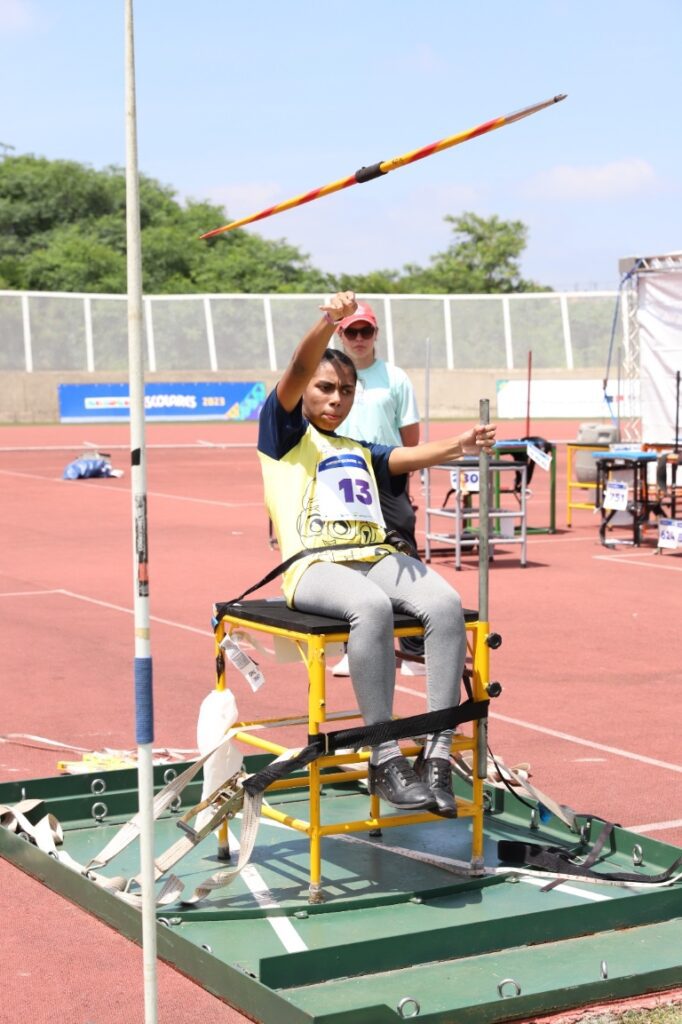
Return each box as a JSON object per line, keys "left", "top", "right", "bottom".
{"left": 0, "top": 290, "right": 622, "bottom": 374}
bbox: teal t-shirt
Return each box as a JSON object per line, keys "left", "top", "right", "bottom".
{"left": 339, "top": 359, "right": 419, "bottom": 447}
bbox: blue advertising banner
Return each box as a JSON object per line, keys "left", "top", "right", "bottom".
{"left": 58, "top": 381, "right": 266, "bottom": 423}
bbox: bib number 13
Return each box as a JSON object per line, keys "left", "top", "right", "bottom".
{"left": 338, "top": 477, "right": 373, "bottom": 505}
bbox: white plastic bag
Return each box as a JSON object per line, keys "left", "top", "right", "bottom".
{"left": 196, "top": 689, "right": 242, "bottom": 830}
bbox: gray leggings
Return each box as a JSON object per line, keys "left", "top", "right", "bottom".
{"left": 293, "top": 554, "right": 465, "bottom": 725}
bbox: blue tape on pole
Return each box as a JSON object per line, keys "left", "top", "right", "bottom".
{"left": 134, "top": 657, "right": 154, "bottom": 744}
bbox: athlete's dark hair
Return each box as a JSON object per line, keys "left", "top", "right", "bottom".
{"left": 320, "top": 347, "right": 358, "bottom": 383}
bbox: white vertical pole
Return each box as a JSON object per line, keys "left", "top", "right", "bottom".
{"left": 423, "top": 337, "right": 431, "bottom": 443}
{"left": 502, "top": 296, "right": 513, "bottom": 369}
{"left": 204, "top": 296, "right": 218, "bottom": 371}
{"left": 263, "top": 296, "right": 277, "bottom": 371}
{"left": 560, "top": 294, "right": 573, "bottom": 370}
{"left": 21, "top": 293, "right": 33, "bottom": 373}
{"left": 84, "top": 296, "right": 95, "bottom": 372}
{"left": 443, "top": 297, "right": 454, "bottom": 370}
{"left": 124, "top": 3, "right": 157, "bottom": 1022}
{"left": 383, "top": 296, "right": 395, "bottom": 365}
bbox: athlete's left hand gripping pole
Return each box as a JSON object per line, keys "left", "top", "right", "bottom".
{"left": 125, "top": 2, "right": 158, "bottom": 1021}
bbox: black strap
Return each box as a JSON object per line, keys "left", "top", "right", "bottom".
{"left": 243, "top": 699, "right": 488, "bottom": 797}
{"left": 224, "top": 537, "right": 408, "bottom": 607}
{"left": 322, "top": 701, "right": 487, "bottom": 752}
{"left": 498, "top": 834, "right": 682, "bottom": 884}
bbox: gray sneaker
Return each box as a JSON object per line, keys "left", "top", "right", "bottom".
{"left": 414, "top": 752, "right": 458, "bottom": 818}
{"left": 368, "top": 755, "right": 437, "bottom": 811}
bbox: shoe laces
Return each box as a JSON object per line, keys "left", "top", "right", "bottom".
{"left": 389, "top": 758, "right": 419, "bottom": 786}
{"left": 428, "top": 759, "right": 452, "bottom": 789}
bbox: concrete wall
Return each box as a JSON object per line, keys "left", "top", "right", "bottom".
{"left": 0, "top": 367, "right": 602, "bottom": 424}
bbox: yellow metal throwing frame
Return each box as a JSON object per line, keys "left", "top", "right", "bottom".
{"left": 213, "top": 601, "right": 488, "bottom": 901}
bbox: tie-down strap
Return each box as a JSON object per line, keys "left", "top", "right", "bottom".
{"left": 498, "top": 823, "right": 682, "bottom": 885}
{"left": 242, "top": 699, "right": 489, "bottom": 797}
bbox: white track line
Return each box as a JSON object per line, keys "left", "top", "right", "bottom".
{"left": 228, "top": 827, "right": 307, "bottom": 953}
{"left": 56, "top": 589, "right": 212, "bottom": 636}
{"left": 491, "top": 712, "right": 682, "bottom": 774}
{"left": 0, "top": 443, "right": 255, "bottom": 452}
{"left": 2, "top": 586, "right": 211, "bottom": 636}
{"left": 519, "top": 875, "right": 611, "bottom": 901}
{"left": 629, "top": 818, "right": 682, "bottom": 835}
{"left": 396, "top": 686, "right": 682, "bottom": 775}
{"left": 593, "top": 554, "right": 682, "bottom": 572}
{"left": 0, "top": 467, "right": 261, "bottom": 508}
{"left": 521, "top": 534, "right": 599, "bottom": 545}
{"left": 0, "top": 468, "right": 63, "bottom": 482}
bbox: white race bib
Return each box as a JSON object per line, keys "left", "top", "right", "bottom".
{"left": 316, "top": 450, "right": 385, "bottom": 526}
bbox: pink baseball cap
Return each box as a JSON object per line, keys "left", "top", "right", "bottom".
{"left": 336, "top": 301, "right": 378, "bottom": 332}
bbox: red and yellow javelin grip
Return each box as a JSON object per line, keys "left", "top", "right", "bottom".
{"left": 201, "top": 94, "right": 566, "bottom": 240}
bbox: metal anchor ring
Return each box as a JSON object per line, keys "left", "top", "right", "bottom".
{"left": 397, "top": 996, "right": 421, "bottom": 1018}
{"left": 91, "top": 801, "right": 108, "bottom": 822}
{"left": 497, "top": 978, "right": 522, "bottom": 998}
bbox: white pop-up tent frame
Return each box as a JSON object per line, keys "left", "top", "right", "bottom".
{"left": 618, "top": 251, "right": 682, "bottom": 444}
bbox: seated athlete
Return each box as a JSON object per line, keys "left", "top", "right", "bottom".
{"left": 257, "top": 291, "right": 496, "bottom": 816}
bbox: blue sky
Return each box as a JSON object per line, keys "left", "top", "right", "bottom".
{"left": 2, "top": 0, "right": 681, "bottom": 291}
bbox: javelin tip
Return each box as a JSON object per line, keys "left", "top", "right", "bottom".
{"left": 554, "top": 93, "right": 568, "bottom": 102}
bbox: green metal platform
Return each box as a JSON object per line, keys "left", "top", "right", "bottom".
{"left": 1, "top": 758, "right": 681, "bottom": 1023}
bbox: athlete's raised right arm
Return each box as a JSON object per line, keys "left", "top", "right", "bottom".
{"left": 276, "top": 291, "right": 357, "bottom": 412}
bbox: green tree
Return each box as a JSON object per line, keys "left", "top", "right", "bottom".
{"left": 337, "top": 212, "right": 550, "bottom": 295}
{"left": 0, "top": 155, "right": 332, "bottom": 294}
{"left": 403, "top": 212, "right": 549, "bottom": 293}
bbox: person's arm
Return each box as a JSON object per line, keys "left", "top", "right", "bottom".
{"left": 399, "top": 422, "right": 420, "bottom": 447}
{"left": 388, "top": 423, "right": 497, "bottom": 474}
{"left": 276, "top": 291, "right": 357, "bottom": 413}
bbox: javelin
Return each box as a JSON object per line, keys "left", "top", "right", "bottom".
{"left": 201, "top": 93, "right": 566, "bottom": 239}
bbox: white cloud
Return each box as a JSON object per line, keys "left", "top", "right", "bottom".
{"left": 526, "top": 158, "right": 658, "bottom": 200}
{"left": 0, "top": 0, "right": 38, "bottom": 32}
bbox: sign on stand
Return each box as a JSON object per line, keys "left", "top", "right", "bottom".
{"left": 452, "top": 469, "right": 481, "bottom": 492}
{"left": 603, "top": 481, "right": 629, "bottom": 511}
{"left": 526, "top": 442, "right": 552, "bottom": 472}
{"left": 658, "top": 518, "right": 682, "bottom": 550}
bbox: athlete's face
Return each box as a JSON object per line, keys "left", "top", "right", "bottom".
{"left": 302, "top": 360, "right": 356, "bottom": 431}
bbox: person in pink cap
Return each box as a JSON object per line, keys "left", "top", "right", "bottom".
{"left": 333, "top": 300, "right": 425, "bottom": 677}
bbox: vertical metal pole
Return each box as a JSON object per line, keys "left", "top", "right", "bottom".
{"left": 423, "top": 338, "right": 432, "bottom": 561}
{"left": 423, "top": 338, "right": 431, "bottom": 443}
{"left": 125, "top": 3, "right": 157, "bottom": 1021}
{"left": 616, "top": 347, "right": 622, "bottom": 444}
{"left": 383, "top": 296, "right": 395, "bottom": 365}
{"left": 21, "top": 293, "right": 33, "bottom": 373}
{"left": 525, "top": 351, "right": 532, "bottom": 438}
{"left": 476, "top": 399, "right": 490, "bottom": 782}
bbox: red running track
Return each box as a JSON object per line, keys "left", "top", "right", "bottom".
{"left": 1, "top": 418, "right": 680, "bottom": 1023}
